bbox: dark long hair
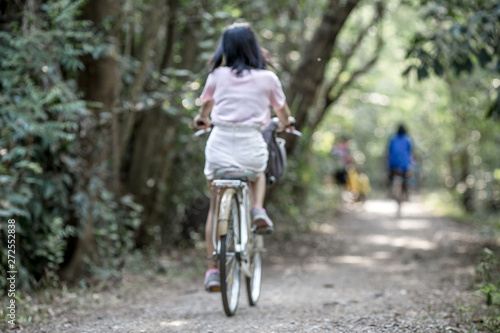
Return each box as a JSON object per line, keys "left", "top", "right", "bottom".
{"left": 397, "top": 124, "right": 407, "bottom": 136}
{"left": 209, "top": 23, "right": 269, "bottom": 75}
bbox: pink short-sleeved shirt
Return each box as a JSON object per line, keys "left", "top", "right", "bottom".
{"left": 200, "top": 67, "right": 286, "bottom": 128}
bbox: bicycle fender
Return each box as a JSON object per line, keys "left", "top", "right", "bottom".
{"left": 218, "top": 188, "right": 237, "bottom": 236}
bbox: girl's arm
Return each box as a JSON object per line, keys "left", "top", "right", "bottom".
{"left": 194, "top": 100, "right": 215, "bottom": 129}
{"left": 275, "top": 102, "right": 295, "bottom": 129}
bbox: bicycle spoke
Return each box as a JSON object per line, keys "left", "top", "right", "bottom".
{"left": 226, "top": 264, "right": 236, "bottom": 284}
{"left": 225, "top": 257, "right": 236, "bottom": 274}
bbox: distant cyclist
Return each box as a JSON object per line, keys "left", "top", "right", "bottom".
{"left": 387, "top": 124, "right": 413, "bottom": 199}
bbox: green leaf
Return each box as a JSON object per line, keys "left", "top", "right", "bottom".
{"left": 43, "top": 182, "right": 57, "bottom": 200}
{"left": 14, "top": 161, "right": 43, "bottom": 174}
{"left": 0, "top": 209, "right": 11, "bottom": 217}
{"left": 8, "top": 193, "right": 30, "bottom": 205}
{"left": 0, "top": 175, "right": 13, "bottom": 184}
{"left": 478, "top": 48, "right": 493, "bottom": 68}
{"left": 433, "top": 59, "right": 444, "bottom": 76}
{"left": 417, "top": 66, "right": 429, "bottom": 80}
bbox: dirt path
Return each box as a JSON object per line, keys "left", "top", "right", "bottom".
{"left": 22, "top": 199, "right": 489, "bottom": 332}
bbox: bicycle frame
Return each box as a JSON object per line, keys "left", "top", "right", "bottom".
{"left": 391, "top": 171, "right": 408, "bottom": 200}
{"left": 211, "top": 179, "right": 253, "bottom": 277}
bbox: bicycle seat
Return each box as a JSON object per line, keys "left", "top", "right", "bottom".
{"left": 214, "top": 168, "right": 257, "bottom": 182}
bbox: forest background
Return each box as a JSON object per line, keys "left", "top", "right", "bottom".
{"left": 0, "top": 0, "right": 499, "bottom": 321}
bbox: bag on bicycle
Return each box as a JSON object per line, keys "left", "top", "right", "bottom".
{"left": 262, "top": 119, "right": 287, "bottom": 186}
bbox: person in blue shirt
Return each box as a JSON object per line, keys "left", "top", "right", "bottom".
{"left": 387, "top": 124, "right": 413, "bottom": 198}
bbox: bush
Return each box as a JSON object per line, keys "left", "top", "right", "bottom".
{"left": 0, "top": 0, "right": 140, "bottom": 291}
{"left": 474, "top": 248, "right": 500, "bottom": 331}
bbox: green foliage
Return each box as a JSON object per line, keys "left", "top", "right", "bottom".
{"left": 84, "top": 192, "right": 143, "bottom": 278}
{"left": 404, "top": 0, "right": 500, "bottom": 119}
{"left": 473, "top": 248, "right": 500, "bottom": 330}
{"left": 0, "top": 0, "right": 140, "bottom": 290}
{"left": 0, "top": 0, "right": 92, "bottom": 290}
{"left": 476, "top": 248, "right": 500, "bottom": 306}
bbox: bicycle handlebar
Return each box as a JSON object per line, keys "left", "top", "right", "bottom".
{"left": 193, "top": 118, "right": 302, "bottom": 137}
{"left": 194, "top": 127, "right": 212, "bottom": 137}
{"left": 283, "top": 128, "right": 302, "bottom": 137}
{"left": 270, "top": 117, "right": 301, "bottom": 136}
{"left": 194, "top": 126, "right": 301, "bottom": 137}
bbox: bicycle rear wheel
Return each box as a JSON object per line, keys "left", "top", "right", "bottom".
{"left": 246, "top": 234, "right": 263, "bottom": 306}
{"left": 392, "top": 175, "right": 403, "bottom": 216}
{"left": 392, "top": 176, "right": 403, "bottom": 205}
{"left": 220, "top": 195, "right": 241, "bottom": 316}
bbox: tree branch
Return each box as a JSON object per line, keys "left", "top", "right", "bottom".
{"left": 285, "top": 0, "right": 360, "bottom": 152}
{"left": 309, "top": 2, "right": 385, "bottom": 132}
{"left": 160, "top": 0, "right": 179, "bottom": 71}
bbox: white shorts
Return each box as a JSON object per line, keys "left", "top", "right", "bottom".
{"left": 204, "top": 125, "right": 268, "bottom": 180}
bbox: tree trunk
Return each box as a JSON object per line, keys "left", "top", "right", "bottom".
{"left": 123, "top": 11, "right": 203, "bottom": 247}
{"left": 125, "top": 108, "right": 179, "bottom": 247}
{"left": 287, "top": 0, "right": 360, "bottom": 132}
{"left": 119, "top": 0, "right": 165, "bottom": 181}
{"left": 310, "top": 2, "right": 384, "bottom": 132}
{"left": 447, "top": 80, "right": 475, "bottom": 213}
{"left": 269, "top": 0, "right": 359, "bottom": 205}
{"left": 459, "top": 148, "right": 474, "bottom": 213}
{"left": 60, "top": 0, "right": 121, "bottom": 281}
{"left": 160, "top": 0, "right": 179, "bottom": 71}
{"left": 176, "top": 7, "right": 203, "bottom": 72}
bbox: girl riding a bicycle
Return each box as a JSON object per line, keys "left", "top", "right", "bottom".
{"left": 194, "top": 22, "right": 295, "bottom": 292}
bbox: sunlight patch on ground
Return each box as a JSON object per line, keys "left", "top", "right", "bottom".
{"left": 364, "top": 234, "right": 436, "bottom": 250}
{"left": 397, "top": 219, "right": 432, "bottom": 230}
{"left": 160, "top": 320, "right": 189, "bottom": 328}
{"left": 363, "top": 199, "right": 430, "bottom": 218}
{"left": 363, "top": 200, "right": 398, "bottom": 215}
{"left": 399, "top": 201, "right": 429, "bottom": 215}
{"left": 333, "top": 255, "right": 375, "bottom": 266}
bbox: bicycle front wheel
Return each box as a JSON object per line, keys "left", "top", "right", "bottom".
{"left": 220, "top": 196, "right": 241, "bottom": 316}
{"left": 246, "top": 235, "right": 263, "bottom": 306}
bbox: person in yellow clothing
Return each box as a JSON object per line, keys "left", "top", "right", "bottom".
{"left": 332, "top": 137, "right": 370, "bottom": 202}
{"left": 331, "top": 136, "right": 351, "bottom": 189}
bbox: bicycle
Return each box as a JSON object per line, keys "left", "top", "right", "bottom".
{"left": 390, "top": 169, "right": 409, "bottom": 216}
{"left": 195, "top": 121, "right": 300, "bottom": 316}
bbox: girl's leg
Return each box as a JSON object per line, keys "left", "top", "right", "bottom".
{"left": 204, "top": 179, "right": 221, "bottom": 292}
{"left": 205, "top": 180, "right": 217, "bottom": 270}
{"left": 249, "top": 173, "right": 266, "bottom": 208}
{"left": 249, "top": 173, "right": 273, "bottom": 232}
